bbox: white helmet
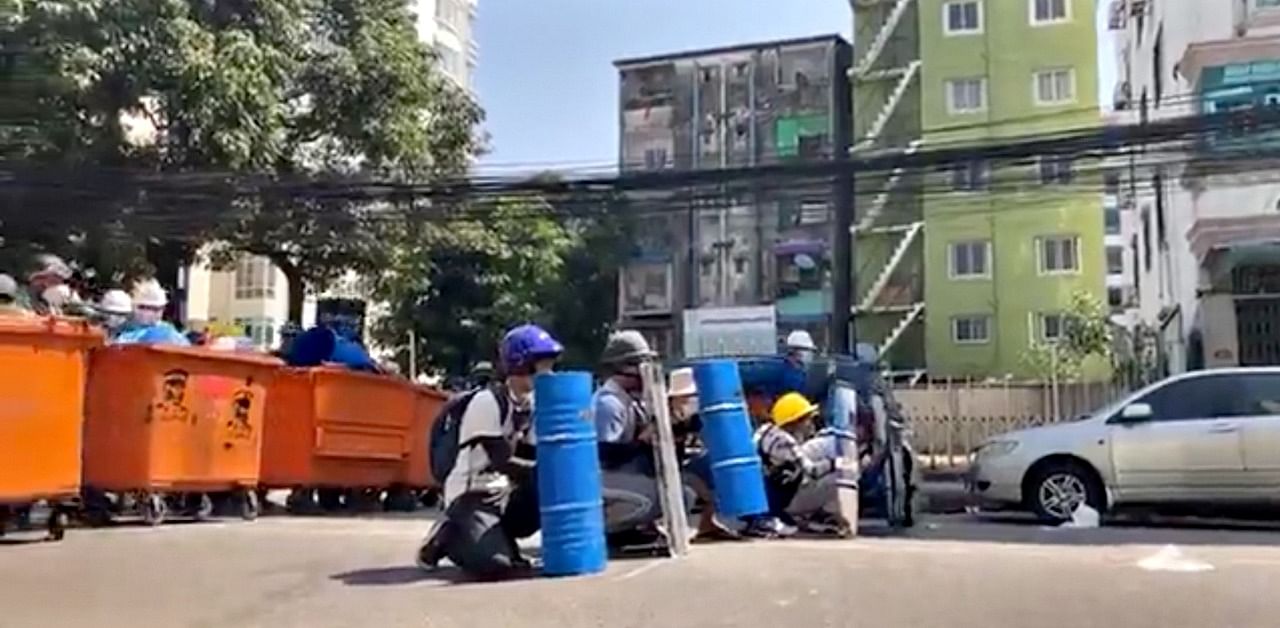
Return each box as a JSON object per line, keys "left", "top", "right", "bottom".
{"left": 98, "top": 289, "right": 133, "bottom": 316}
{"left": 784, "top": 329, "right": 817, "bottom": 352}
{"left": 132, "top": 280, "right": 168, "bottom": 308}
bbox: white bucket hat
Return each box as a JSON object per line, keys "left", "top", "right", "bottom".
{"left": 667, "top": 367, "right": 697, "bottom": 398}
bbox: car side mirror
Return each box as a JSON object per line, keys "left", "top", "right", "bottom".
{"left": 1119, "top": 402, "right": 1153, "bottom": 422}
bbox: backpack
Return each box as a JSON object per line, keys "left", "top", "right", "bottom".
{"left": 428, "top": 383, "right": 510, "bottom": 486}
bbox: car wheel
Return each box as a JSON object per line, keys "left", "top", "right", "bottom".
{"left": 1027, "top": 460, "right": 1104, "bottom": 524}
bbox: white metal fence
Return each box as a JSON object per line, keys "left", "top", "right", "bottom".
{"left": 896, "top": 379, "right": 1135, "bottom": 472}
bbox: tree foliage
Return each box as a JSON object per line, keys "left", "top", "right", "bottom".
{"left": 369, "top": 196, "right": 574, "bottom": 377}
{"left": 1021, "top": 290, "right": 1114, "bottom": 382}
{"left": 1, "top": 0, "right": 480, "bottom": 315}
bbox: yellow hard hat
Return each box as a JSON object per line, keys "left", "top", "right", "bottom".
{"left": 771, "top": 392, "right": 819, "bottom": 427}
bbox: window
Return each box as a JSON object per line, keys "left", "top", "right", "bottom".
{"left": 1122, "top": 374, "right": 1280, "bottom": 423}
{"left": 1153, "top": 172, "right": 1167, "bottom": 246}
{"left": 1141, "top": 207, "right": 1153, "bottom": 271}
{"left": 779, "top": 198, "right": 829, "bottom": 227}
{"left": 1038, "top": 235, "right": 1080, "bottom": 274}
{"left": 797, "top": 134, "right": 828, "bottom": 159}
{"left": 1104, "top": 171, "right": 1121, "bottom": 195}
{"left": 233, "top": 317, "right": 277, "bottom": 348}
{"left": 643, "top": 148, "right": 669, "bottom": 170}
{"left": 1038, "top": 155, "right": 1074, "bottom": 184}
{"left": 1038, "top": 313, "right": 1065, "bottom": 342}
{"left": 952, "top": 315, "right": 991, "bottom": 344}
{"left": 621, "top": 261, "right": 673, "bottom": 314}
{"left": 944, "top": 1, "right": 983, "bottom": 34}
{"left": 234, "top": 256, "right": 276, "bottom": 300}
{"left": 951, "top": 160, "right": 989, "bottom": 191}
{"left": 1033, "top": 68, "right": 1076, "bottom": 105}
{"left": 1106, "top": 246, "right": 1124, "bottom": 275}
{"left": 435, "top": 44, "right": 466, "bottom": 81}
{"left": 949, "top": 240, "right": 991, "bottom": 278}
{"left": 1031, "top": 0, "right": 1069, "bottom": 24}
{"left": 946, "top": 77, "right": 987, "bottom": 113}
{"left": 435, "top": 0, "right": 468, "bottom": 34}
{"left": 1105, "top": 206, "right": 1121, "bottom": 235}
{"left": 1107, "top": 286, "right": 1124, "bottom": 308}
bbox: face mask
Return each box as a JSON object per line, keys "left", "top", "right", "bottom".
{"left": 133, "top": 308, "right": 163, "bottom": 326}
{"left": 103, "top": 314, "right": 128, "bottom": 330}
{"left": 672, "top": 398, "right": 698, "bottom": 421}
{"left": 794, "top": 350, "right": 815, "bottom": 367}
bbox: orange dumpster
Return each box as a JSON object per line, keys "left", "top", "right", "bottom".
{"left": 261, "top": 368, "right": 426, "bottom": 511}
{"left": 0, "top": 317, "right": 103, "bottom": 540}
{"left": 82, "top": 345, "right": 280, "bottom": 525}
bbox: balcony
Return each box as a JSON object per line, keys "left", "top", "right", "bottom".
{"left": 1185, "top": 50, "right": 1280, "bottom": 153}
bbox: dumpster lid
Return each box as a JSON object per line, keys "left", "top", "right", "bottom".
{"left": 0, "top": 315, "right": 105, "bottom": 343}
{"left": 107, "top": 344, "right": 285, "bottom": 368}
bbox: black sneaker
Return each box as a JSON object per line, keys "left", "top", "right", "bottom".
{"left": 741, "top": 516, "right": 797, "bottom": 539}
{"left": 415, "top": 520, "right": 451, "bottom": 571}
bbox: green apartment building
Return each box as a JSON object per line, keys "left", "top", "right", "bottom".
{"left": 852, "top": 0, "right": 1104, "bottom": 379}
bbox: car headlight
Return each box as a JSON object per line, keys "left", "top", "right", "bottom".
{"left": 976, "top": 440, "right": 1019, "bottom": 459}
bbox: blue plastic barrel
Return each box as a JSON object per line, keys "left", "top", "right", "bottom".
{"left": 534, "top": 371, "right": 607, "bottom": 577}
{"left": 286, "top": 327, "right": 377, "bottom": 371}
{"left": 692, "top": 360, "right": 769, "bottom": 518}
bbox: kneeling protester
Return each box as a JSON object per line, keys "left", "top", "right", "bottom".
{"left": 415, "top": 324, "right": 563, "bottom": 579}
{"left": 754, "top": 392, "right": 853, "bottom": 537}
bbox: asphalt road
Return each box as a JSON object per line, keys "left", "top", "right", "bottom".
{"left": 3, "top": 513, "right": 1280, "bottom": 628}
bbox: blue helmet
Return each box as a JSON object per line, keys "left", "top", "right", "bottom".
{"left": 500, "top": 324, "right": 563, "bottom": 373}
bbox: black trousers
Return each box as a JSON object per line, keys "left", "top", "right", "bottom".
{"left": 763, "top": 471, "right": 802, "bottom": 523}
{"left": 442, "top": 474, "right": 540, "bottom": 579}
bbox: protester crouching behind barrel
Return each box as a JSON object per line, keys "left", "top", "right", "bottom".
{"left": 590, "top": 330, "right": 671, "bottom": 549}
{"left": 416, "top": 324, "right": 562, "bottom": 579}
{"left": 755, "top": 393, "right": 851, "bottom": 538}
{"left": 667, "top": 367, "right": 742, "bottom": 543}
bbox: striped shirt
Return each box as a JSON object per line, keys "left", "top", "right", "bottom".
{"left": 753, "top": 423, "right": 834, "bottom": 482}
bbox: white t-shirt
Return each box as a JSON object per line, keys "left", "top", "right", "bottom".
{"left": 443, "top": 389, "right": 516, "bottom": 505}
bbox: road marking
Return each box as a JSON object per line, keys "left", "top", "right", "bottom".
{"left": 613, "top": 559, "right": 669, "bottom": 581}
{"left": 1136, "top": 545, "right": 1214, "bottom": 573}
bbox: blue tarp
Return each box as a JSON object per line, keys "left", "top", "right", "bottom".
{"left": 111, "top": 322, "right": 191, "bottom": 346}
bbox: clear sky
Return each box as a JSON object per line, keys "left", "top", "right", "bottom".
{"left": 473, "top": 0, "right": 1114, "bottom": 173}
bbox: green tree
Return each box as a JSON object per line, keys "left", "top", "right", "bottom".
{"left": 1, "top": 0, "right": 480, "bottom": 316}
{"left": 1021, "top": 290, "right": 1114, "bottom": 382}
{"left": 370, "top": 195, "right": 575, "bottom": 377}
{"left": 540, "top": 192, "right": 636, "bottom": 370}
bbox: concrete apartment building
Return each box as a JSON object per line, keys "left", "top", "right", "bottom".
{"left": 852, "top": 0, "right": 1107, "bottom": 379}
{"left": 1113, "top": 0, "right": 1280, "bottom": 371}
{"left": 184, "top": 0, "right": 479, "bottom": 348}
{"left": 613, "top": 36, "right": 853, "bottom": 358}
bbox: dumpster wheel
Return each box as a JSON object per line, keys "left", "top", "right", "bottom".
{"left": 142, "top": 494, "right": 167, "bottom": 527}
{"left": 239, "top": 490, "right": 260, "bottom": 521}
{"left": 46, "top": 509, "right": 68, "bottom": 542}
{"left": 193, "top": 494, "right": 215, "bottom": 521}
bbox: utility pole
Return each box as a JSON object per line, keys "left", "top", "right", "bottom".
{"left": 830, "top": 43, "right": 855, "bottom": 355}
{"left": 831, "top": 158, "right": 854, "bottom": 354}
